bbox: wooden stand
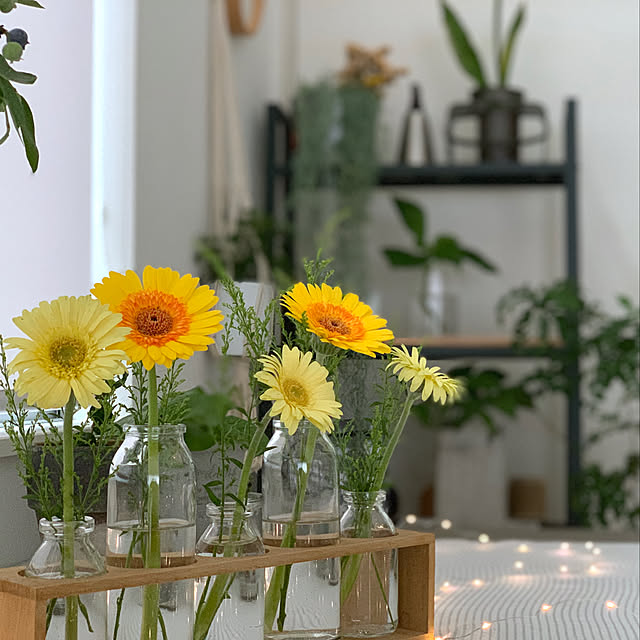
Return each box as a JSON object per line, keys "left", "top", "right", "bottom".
{"left": 0, "top": 529, "right": 434, "bottom": 640}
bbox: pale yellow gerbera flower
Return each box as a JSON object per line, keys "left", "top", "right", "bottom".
{"left": 255, "top": 345, "right": 342, "bottom": 435}
{"left": 281, "top": 282, "right": 394, "bottom": 357}
{"left": 91, "top": 265, "right": 224, "bottom": 370}
{"left": 387, "top": 345, "right": 463, "bottom": 404}
{"left": 6, "top": 296, "right": 130, "bottom": 409}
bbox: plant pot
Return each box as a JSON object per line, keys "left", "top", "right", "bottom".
{"left": 434, "top": 425, "right": 507, "bottom": 528}
{"left": 447, "top": 88, "right": 548, "bottom": 163}
{"left": 27, "top": 445, "right": 112, "bottom": 525}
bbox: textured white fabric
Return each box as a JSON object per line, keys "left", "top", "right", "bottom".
{"left": 434, "top": 539, "right": 640, "bottom": 639}
{"left": 209, "top": 0, "right": 253, "bottom": 238}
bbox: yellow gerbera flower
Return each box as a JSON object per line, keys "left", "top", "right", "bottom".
{"left": 6, "top": 296, "right": 129, "bottom": 409}
{"left": 91, "top": 266, "right": 224, "bottom": 370}
{"left": 281, "top": 282, "right": 394, "bottom": 357}
{"left": 388, "top": 345, "right": 463, "bottom": 404}
{"left": 255, "top": 345, "right": 342, "bottom": 435}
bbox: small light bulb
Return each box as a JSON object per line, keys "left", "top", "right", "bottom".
{"left": 514, "top": 561, "right": 524, "bottom": 569}
{"left": 478, "top": 533, "right": 490, "bottom": 544}
{"left": 442, "top": 581, "right": 450, "bottom": 589}
{"left": 593, "top": 547, "right": 602, "bottom": 556}
{"left": 588, "top": 565, "right": 599, "bottom": 575}
{"left": 560, "top": 565, "right": 568, "bottom": 573}
{"left": 406, "top": 513, "right": 417, "bottom": 524}
{"left": 472, "top": 579, "right": 484, "bottom": 587}
{"left": 517, "top": 543, "right": 530, "bottom": 553}
{"left": 441, "top": 519, "right": 452, "bottom": 530}
{"left": 541, "top": 603, "right": 553, "bottom": 612}
{"left": 605, "top": 600, "right": 617, "bottom": 610}
{"left": 560, "top": 541, "right": 570, "bottom": 550}
{"left": 585, "top": 541, "right": 594, "bottom": 550}
{"left": 481, "top": 621, "right": 492, "bottom": 630}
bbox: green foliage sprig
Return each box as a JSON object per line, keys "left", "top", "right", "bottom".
{"left": 333, "top": 366, "right": 405, "bottom": 492}
{"left": 124, "top": 361, "right": 190, "bottom": 426}
{"left": 1, "top": 335, "right": 125, "bottom": 519}
{"left": 0, "top": 0, "right": 42, "bottom": 171}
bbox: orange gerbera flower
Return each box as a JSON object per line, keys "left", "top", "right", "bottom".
{"left": 281, "top": 282, "right": 394, "bottom": 357}
{"left": 91, "top": 266, "right": 223, "bottom": 369}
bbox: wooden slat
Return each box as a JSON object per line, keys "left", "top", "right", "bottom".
{"left": 0, "top": 592, "right": 46, "bottom": 640}
{"left": 398, "top": 542, "right": 434, "bottom": 635}
{"left": 0, "top": 530, "right": 434, "bottom": 600}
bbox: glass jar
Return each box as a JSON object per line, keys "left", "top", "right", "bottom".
{"left": 105, "top": 424, "right": 196, "bottom": 640}
{"left": 194, "top": 499, "right": 265, "bottom": 640}
{"left": 25, "top": 516, "right": 107, "bottom": 639}
{"left": 262, "top": 419, "right": 340, "bottom": 640}
{"left": 340, "top": 490, "right": 398, "bottom": 637}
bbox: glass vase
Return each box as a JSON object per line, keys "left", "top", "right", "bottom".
{"left": 340, "top": 491, "right": 398, "bottom": 638}
{"left": 194, "top": 499, "right": 265, "bottom": 640}
{"left": 105, "top": 424, "right": 196, "bottom": 640}
{"left": 262, "top": 419, "right": 340, "bottom": 640}
{"left": 25, "top": 516, "right": 107, "bottom": 639}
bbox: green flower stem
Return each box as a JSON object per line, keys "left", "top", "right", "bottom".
{"left": 372, "top": 393, "right": 415, "bottom": 492}
{"left": 193, "top": 412, "right": 272, "bottom": 640}
{"left": 340, "top": 502, "right": 372, "bottom": 603}
{"left": 62, "top": 392, "right": 78, "bottom": 640}
{"left": 264, "top": 426, "right": 319, "bottom": 632}
{"left": 141, "top": 366, "right": 160, "bottom": 640}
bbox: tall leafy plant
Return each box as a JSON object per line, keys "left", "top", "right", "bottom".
{"left": 0, "top": 0, "right": 41, "bottom": 171}
{"left": 441, "top": 0, "right": 526, "bottom": 88}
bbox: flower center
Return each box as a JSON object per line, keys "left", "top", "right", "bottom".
{"left": 308, "top": 303, "right": 363, "bottom": 337}
{"left": 49, "top": 337, "right": 87, "bottom": 370}
{"left": 283, "top": 378, "right": 309, "bottom": 406}
{"left": 135, "top": 307, "right": 174, "bottom": 336}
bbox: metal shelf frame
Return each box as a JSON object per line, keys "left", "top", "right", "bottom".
{"left": 264, "top": 100, "right": 580, "bottom": 524}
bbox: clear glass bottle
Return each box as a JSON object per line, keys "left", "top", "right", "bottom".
{"left": 262, "top": 419, "right": 340, "bottom": 640}
{"left": 340, "top": 490, "right": 398, "bottom": 637}
{"left": 194, "top": 499, "right": 265, "bottom": 640}
{"left": 105, "top": 424, "right": 196, "bottom": 639}
{"left": 25, "top": 516, "right": 107, "bottom": 639}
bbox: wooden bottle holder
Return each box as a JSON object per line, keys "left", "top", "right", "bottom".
{"left": 0, "top": 529, "right": 434, "bottom": 640}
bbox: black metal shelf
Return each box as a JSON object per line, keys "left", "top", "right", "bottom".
{"left": 265, "top": 99, "right": 581, "bottom": 524}
{"left": 378, "top": 163, "right": 567, "bottom": 186}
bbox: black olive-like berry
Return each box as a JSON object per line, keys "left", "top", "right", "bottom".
{"left": 7, "top": 28, "right": 29, "bottom": 48}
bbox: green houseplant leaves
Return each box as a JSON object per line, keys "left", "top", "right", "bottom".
{"left": 440, "top": 0, "right": 526, "bottom": 88}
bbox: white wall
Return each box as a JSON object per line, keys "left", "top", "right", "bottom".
{"left": 0, "top": 0, "right": 93, "bottom": 339}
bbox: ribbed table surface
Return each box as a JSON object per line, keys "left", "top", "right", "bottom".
{"left": 434, "top": 539, "right": 639, "bottom": 639}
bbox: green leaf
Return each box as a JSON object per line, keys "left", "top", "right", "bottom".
{"left": 0, "top": 77, "right": 38, "bottom": 171}
{"left": 457, "top": 247, "right": 498, "bottom": 272}
{"left": 393, "top": 198, "right": 425, "bottom": 245}
{"left": 383, "top": 249, "right": 427, "bottom": 267}
{"left": 499, "top": 4, "right": 526, "bottom": 86}
{"left": 0, "top": 55, "right": 37, "bottom": 85}
{"left": 441, "top": 1, "right": 487, "bottom": 88}
{"left": 16, "top": 0, "right": 45, "bottom": 6}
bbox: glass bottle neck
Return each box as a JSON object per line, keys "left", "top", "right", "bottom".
{"left": 343, "top": 490, "right": 386, "bottom": 509}
{"left": 127, "top": 424, "right": 186, "bottom": 439}
{"left": 39, "top": 516, "right": 96, "bottom": 540}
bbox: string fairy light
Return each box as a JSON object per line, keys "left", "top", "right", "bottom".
{"left": 478, "top": 533, "right": 490, "bottom": 544}
{"left": 405, "top": 513, "right": 417, "bottom": 524}
{"left": 585, "top": 541, "right": 594, "bottom": 550}
{"left": 441, "top": 519, "right": 452, "bottom": 530}
{"left": 432, "top": 539, "right": 628, "bottom": 640}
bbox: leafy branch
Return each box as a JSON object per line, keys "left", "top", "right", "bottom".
{"left": 0, "top": 1, "right": 41, "bottom": 171}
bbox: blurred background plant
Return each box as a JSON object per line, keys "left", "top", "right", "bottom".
{"left": 498, "top": 281, "right": 640, "bottom": 528}
{"left": 0, "top": 0, "right": 41, "bottom": 171}
{"left": 441, "top": 0, "right": 526, "bottom": 89}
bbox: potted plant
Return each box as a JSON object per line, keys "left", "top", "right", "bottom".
{"left": 498, "top": 280, "right": 640, "bottom": 529}
{"left": 441, "top": 0, "right": 547, "bottom": 163}
{"left": 0, "top": 0, "right": 40, "bottom": 171}
{"left": 413, "top": 364, "right": 533, "bottom": 527}
{"left": 383, "top": 197, "right": 496, "bottom": 336}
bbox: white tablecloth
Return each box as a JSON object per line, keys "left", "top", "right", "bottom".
{"left": 434, "top": 539, "right": 639, "bottom": 639}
